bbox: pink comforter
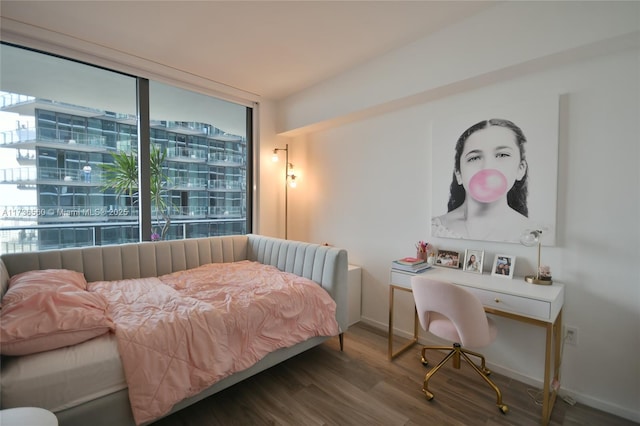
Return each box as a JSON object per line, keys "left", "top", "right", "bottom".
{"left": 88, "top": 261, "right": 339, "bottom": 425}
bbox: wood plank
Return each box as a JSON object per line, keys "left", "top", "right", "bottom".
{"left": 153, "top": 323, "right": 636, "bottom": 426}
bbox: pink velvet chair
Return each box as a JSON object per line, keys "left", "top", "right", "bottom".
{"left": 410, "top": 276, "right": 508, "bottom": 414}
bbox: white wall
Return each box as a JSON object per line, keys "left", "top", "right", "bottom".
{"left": 278, "top": 3, "right": 640, "bottom": 422}
{"left": 255, "top": 99, "right": 292, "bottom": 238}
{"left": 277, "top": 1, "right": 640, "bottom": 136}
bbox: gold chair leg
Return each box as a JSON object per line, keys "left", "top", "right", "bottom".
{"left": 462, "top": 347, "right": 491, "bottom": 375}
{"left": 418, "top": 344, "right": 508, "bottom": 414}
{"left": 422, "top": 347, "right": 458, "bottom": 400}
{"left": 421, "top": 345, "right": 455, "bottom": 366}
{"left": 460, "top": 350, "right": 509, "bottom": 414}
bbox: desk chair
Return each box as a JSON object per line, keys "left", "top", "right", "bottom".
{"left": 410, "top": 276, "right": 508, "bottom": 414}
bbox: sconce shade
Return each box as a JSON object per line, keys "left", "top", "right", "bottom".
{"left": 520, "top": 229, "right": 541, "bottom": 247}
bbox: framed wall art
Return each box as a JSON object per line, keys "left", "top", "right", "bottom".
{"left": 463, "top": 249, "right": 484, "bottom": 274}
{"left": 430, "top": 96, "right": 559, "bottom": 245}
{"left": 491, "top": 254, "right": 515, "bottom": 279}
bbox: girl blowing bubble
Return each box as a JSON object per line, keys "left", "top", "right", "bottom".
{"left": 432, "top": 119, "right": 533, "bottom": 242}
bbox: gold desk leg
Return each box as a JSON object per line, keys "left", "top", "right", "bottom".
{"left": 388, "top": 285, "right": 394, "bottom": 360}
{"left": 541, "top": 309, "right": 562, "bottom": 426}
{"left": 542, "top": 321, "right": 552, "bottom": 425}
{"left": 388, "top": 285, "right": 419, "bottom": 360}
{"left": 554, "top": 310, "right": 563, "bottom": 388}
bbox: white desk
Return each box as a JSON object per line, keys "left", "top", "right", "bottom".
{"left": 389, "top": 267, "right": 564, "bottom": 426}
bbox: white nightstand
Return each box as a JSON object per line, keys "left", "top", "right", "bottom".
{"left": 0, "top": 407, "right": 58, "bottom": 426}
{"left": 348, "top": 264, "right": 362, "bottom": 326}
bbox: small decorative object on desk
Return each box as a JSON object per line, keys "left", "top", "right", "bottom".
{"left": 491, "top": 254, "right": 516, "bottom": 279}
{"left": 520, "top": 229, "right": 552, "bottom": 285}
{"left": 536, "top": 265, "right": 553, "bottom": 284}
{"left": 463, "top": 249, "right": 484, "bottom": 274}
{"left": 392, "top": 257, "right": 431, "bottom": 273}
{"left": 415, "top": 240, "right": 434, "bottom": 261}
{"left": 396, "top": 256, "right": 425, "bottom": 266}
{"left": 435, "top": 249, "right": 461, "bottom": 269}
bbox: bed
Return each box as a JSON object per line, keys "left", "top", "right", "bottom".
{"left": 0, "top": 234, "right": 348, "bottom": 425}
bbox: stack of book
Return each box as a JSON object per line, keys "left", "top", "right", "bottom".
{"left": 391, "top": 256, "right": 432, "bottom": 273}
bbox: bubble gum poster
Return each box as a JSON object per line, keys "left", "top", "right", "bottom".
{"left": 430, "top": 96, "right": 559, "bottom": 245}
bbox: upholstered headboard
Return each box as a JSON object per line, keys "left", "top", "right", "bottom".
{"left": 0, "top": 234, "right": 349, "bottom": 331}
{"left": 247, "top": 235, "right": 349, "bottom": 331}
{"left": 0, "top": 235, "right": 249, "bottom": 284}
{"left": 0, "top": 259, "right": 9, "bottom": 300}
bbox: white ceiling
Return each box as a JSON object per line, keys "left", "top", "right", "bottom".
{"left": 0, "top": 1, "right": 497, "bottom": 101}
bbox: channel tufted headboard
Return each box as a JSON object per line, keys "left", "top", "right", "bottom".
{"left": 0, "top": 234, "right": 349, "bottom": 331}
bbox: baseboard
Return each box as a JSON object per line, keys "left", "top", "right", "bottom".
{"left": 556, "top": 390, "right": 640, "bottom": 424}
{"left": 358, "top": 316, "right": 640, "bottom": 424}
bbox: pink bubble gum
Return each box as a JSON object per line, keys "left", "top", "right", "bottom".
{"left": 468, "top": 169, "right": 508, "bottom": 203}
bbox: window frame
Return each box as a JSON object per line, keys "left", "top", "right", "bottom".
{"left": 0, "top": 42, "right": 254, "bottom": 252}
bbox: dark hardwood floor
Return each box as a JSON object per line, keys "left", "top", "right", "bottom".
{"left": 153, "top": 323, "right": 637, "bottom": 426}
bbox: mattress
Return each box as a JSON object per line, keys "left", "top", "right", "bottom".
{"left": 0, "top": 332, "right": 126, "bottom": 412}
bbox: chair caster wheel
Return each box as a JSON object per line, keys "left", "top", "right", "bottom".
{"left": 498, "top": 404, "right": 509, "bottom": 414}
{"left": 423, "top": 389, "right": 434, "bottom": 400}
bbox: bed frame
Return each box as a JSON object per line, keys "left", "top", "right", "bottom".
{"left": 0, "top": 234, "right": 348, "bottom": 426}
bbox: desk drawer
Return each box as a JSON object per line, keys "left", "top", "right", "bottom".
{"left": 390, "top": 270, "right": 413, "bottom": 288}
{"left": 463, "top": 286, "right": 551, "bottom": 320}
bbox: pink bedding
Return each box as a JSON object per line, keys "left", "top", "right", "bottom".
{"left": 88, "top": 261, "right": 338, "bottom": 425}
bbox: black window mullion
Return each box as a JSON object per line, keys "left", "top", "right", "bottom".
{"left": 137, "top": 78, "right": 151, "bottom": 241}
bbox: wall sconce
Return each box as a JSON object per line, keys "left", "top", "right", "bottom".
{"left": 287, "top": 163, "right": 297, "bottom": 188}
{"left": 520, "top": 229, "right": 553, "bottom": 285}
{"left": 272, "top": 144, "right": 299, "bottom": 239}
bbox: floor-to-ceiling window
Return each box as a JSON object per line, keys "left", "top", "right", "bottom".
{"left": 0, "top": 43, "right": 251, "bottom": 254}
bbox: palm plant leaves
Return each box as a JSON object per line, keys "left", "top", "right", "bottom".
{"left": 149, "top": 145, "right": 172, "bottom": 238}
{"left": 100, "top": 145, "right": 172, "bottom": 239}
{"left": 150, "top": 144, "right": 168, "bottom": 207}
{"left": 101, "top": 150, "right": 138, "bottom": 202}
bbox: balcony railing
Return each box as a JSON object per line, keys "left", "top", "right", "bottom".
{"left": 209, "top": 206, "right": 243, "bottom": 217}
{"left": 0, "top": 127, "right": 109, "bottom": 149}
{"left": 0, "top": 218, "right": 246, "bottom": 254}
{"left": 166, "top": 147, "right": 207, "bottom": 161}
{"left": 170, "top": 177, "right": 207, "bottom": 190}
{"left": 208, "top": 180, "right": 245, "bottom": 191}
{"left": 208, "top": 152, "right": 244, "bottom": 166}
{"left": 16, "top": 149, "right": 36, "bottom": 165}
{"left": 0, "top": 93, "right": 35, "bottom": 109}
{"left": 0, "top": 205, "right": 134, "bottom": 223}
{"left": 0, "top": 203, "right": 245, "bottom": 222}
{"left": 1, "top": 168, "right": 246, "bottom": 190}
{"left": 0, "top": 167, "right": 105, "bottom": 185}
{"left": 159, "top": 205, "right": 206, "bottom": 218}
{"left": 0, "top": 167, "right": 37, "bottom": 183}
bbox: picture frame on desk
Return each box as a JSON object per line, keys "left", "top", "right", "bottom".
{"left": 435, "top": 249, "right": 461, "bottom": 269}
{"left": 491, "top": 254, "right": 515, "bottom": 279}
{"left": 463, "top": 249, "right": 484, "bottom": 274}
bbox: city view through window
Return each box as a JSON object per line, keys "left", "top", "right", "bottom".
{"left": 0, "top": 44, "right": 251, "bottom": 254}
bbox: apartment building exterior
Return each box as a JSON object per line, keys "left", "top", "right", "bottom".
{"left": 0, "top": 94, "right": 248, "bottom": 254}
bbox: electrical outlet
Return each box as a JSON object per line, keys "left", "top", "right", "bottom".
{"left": 565, "top": 326, "right": 578, "bottom": 345}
